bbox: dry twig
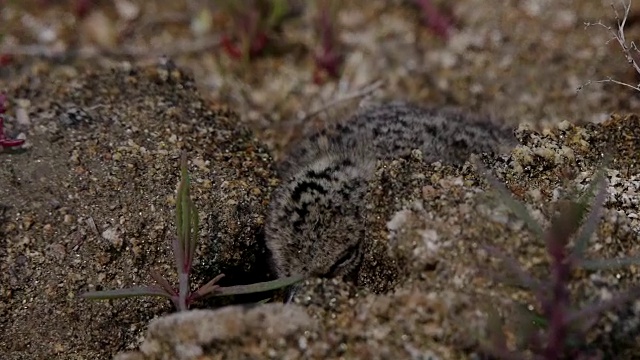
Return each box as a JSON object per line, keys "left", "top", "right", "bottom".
{"left": 298, "top": 79, "right": 385, "bottom": 122}
{"left": 580, "top": 0, "right": 640, "bottom": 92}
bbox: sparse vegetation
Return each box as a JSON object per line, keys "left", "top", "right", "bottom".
{"left": 481, "top": 169, "right": 640, "bottom": 359}
{"left": 216, "top": 0, "right": 348, "bottom": 81}
{"left": 81, "top": 152, "right": 303, "bottom": 311}
{"left": 218, "top": 0, "right": 295, "bottom": 62}
{"left": 216, "top": 0, "right": 450, "bottom": 81}
{"left": 0, "top": 1, "right": 454, "bottom": 82}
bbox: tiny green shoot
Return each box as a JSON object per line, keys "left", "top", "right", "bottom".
{"left": 81, "top": 151, "right": 303, "bottom": 311}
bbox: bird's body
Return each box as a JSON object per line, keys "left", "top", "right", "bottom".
{"left": 265, "top": 101, "right": 516, "bottom": 279}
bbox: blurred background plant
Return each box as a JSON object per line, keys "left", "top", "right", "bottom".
{"left": 217, "top": 0, "right": 296, "bottom": 63}
{"left": 312, "top": 0, "right": 343, "bottom": 84}
{"left": 0, "top": 0, "right": 452, "bottom": 77}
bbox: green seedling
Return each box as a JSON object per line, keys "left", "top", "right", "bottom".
{"left": 82, "top": 152, "right": 303, "bottom": 311}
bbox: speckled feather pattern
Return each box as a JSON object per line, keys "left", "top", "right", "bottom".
{"left": 266, "top": 101, "right": 516, "bottom": 278}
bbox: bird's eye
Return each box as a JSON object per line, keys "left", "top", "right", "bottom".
{"left": 327, "top": 243, "right": 362, "bottom": 277}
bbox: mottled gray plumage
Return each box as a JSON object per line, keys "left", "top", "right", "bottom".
{"left": 266, "top": 101, "right": 516, "bottom": 278}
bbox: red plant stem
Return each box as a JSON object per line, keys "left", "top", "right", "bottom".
{"left": 0, "top": 54, "right": 13, "bottom": 66}
{"left": 222, "top": 31, "right": 268, "bottom": 59}
{"left": 221, "top": 3, "right": 269, "bottom": 60}
{"left": 178, "top": 272, "right": 189, "bottom": 311}
{"left": 313, "top": 0, "right": 344, "bottom": 82}
{"left": 318, "top": 0, "right": 334, "bottom": 52}
{"left": 221, "top": 36, "right": 243, "bottom": 59}
{"left": 544, "top": 231, "right": 571, "bottom": 359}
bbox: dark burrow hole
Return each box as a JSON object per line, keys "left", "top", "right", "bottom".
{"left": 191, "top": 226, "right": 291, "bottom": 308}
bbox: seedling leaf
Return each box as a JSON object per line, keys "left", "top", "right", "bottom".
{"left": 567, "top": 285, "right": 640, "bottom": 326}
{"left": 573, "top": 171, "right": 607, "bottom": 259}
{"left": 150, "top": 269, "right": 177, "bottom": 296}
{"left": 579, "top": 256, "right": 640, "bottom": 270}
{"left": 479, "top": 164, "right": 544, "bottom": 238}
{"left": 81, "top": 286, "right": 172, "bottom": 300}
{"left": 205, "top": 274, "right": 304, "bottom": 298}
{"left": 190, "top": 273, "right": 225, "bottom": 301}
{"left": 483, "top": 245, "right": 541, "bottom": 291}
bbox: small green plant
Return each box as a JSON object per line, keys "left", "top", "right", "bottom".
{"left": 481, "top": 168, "right": 640, "bottom": 359}
{"left": 82, "top": 152, "right": 303, "bottom": 311}
{"left": 218, "top": 0, "right": 293, "bottom": 63}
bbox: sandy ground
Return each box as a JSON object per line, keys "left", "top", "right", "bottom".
{"left": 1, "top": 0, "right": 640, "bottom": 359}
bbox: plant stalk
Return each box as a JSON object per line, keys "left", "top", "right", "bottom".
{"left": 178, "top": 272, "right": 190, "bottom": 311}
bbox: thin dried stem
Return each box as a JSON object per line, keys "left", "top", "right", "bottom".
{"left": 298, "top": 80, "right": 385, "bottom": 122}
{"left": 580, "top": 1, "right": 640, "bottom": 92}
